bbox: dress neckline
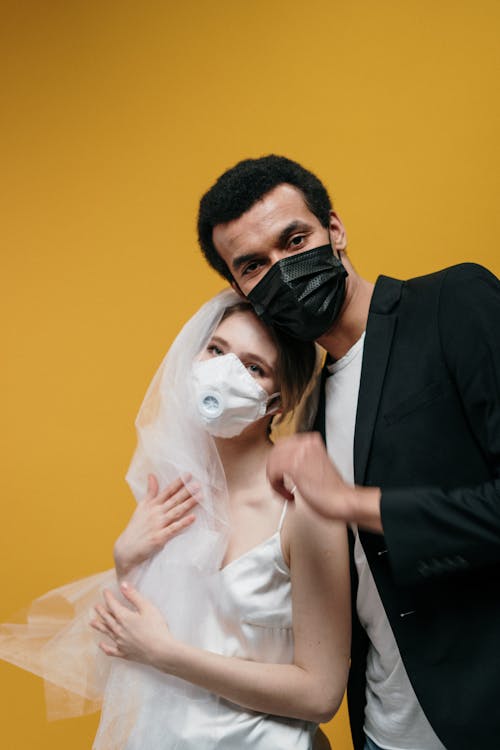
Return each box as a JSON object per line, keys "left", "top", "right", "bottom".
{"left": 219, "top": 530, "right": 280, "bottom": 573}
{"left": 219, "top": 500, "right": 288, "bottom": 573}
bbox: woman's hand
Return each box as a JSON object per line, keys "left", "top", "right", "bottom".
{"left": 91, "top": 583, "right": 175, "bottom": 667}
{"left": 114, "top": 474, "right": 199, "bottom": 579}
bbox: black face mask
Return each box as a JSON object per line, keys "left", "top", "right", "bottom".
{"left": 247, "top": 244, "right": 348, "bottom": 341}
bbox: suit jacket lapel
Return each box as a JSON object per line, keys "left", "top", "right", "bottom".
{"left": 354, "top": 275, "right": 403, "bottom": 485}
{"left": 313, "top": 366, "right": 329, "bottom": 441}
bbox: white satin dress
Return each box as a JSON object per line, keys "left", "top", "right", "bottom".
{"left": 123, "top": 503, "right": 316, "bottom": 749}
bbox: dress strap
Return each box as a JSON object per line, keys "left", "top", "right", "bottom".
{"left": 277, "top": 500, "right": 289, "bottom": 532}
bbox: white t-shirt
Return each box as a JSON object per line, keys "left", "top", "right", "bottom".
{"left": 325, "top": 333, "right": 445, "bottom": 750}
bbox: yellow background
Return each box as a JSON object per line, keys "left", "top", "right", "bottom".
{"left": 1, "top": 1, "right": 499, "bottom": 747}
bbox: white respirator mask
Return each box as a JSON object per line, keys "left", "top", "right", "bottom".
{"left": 191, "top": 353, "right": 280, "bottom": 438}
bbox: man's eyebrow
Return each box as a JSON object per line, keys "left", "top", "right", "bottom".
{"left": 277, "top": 220, "right": 313, "bottom": 247}
{"left": 232, "top": 252, "right": 263, "bottom": 272}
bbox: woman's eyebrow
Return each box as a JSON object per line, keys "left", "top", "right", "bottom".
{"left": 210, "top": 336, "right": 275, "bottom": 373}
{"left": 208, "top": 335, "right": 228, "bottom": 347}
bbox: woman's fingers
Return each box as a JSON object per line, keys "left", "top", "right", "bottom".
{"left": 146, "top": 473, "right": 159, "bottom": 500}
{"left": 91, "top": 613, "right": 122, "bottom": 657}
{"left": 148, "top": 476, "right": 202, "bottom": 523}
{"left": 152, "top": 475, "right": 193, "bottom": 505}
{"left": 160, "top": 513, "right": 196, "bottom": 542}
{"left": 94, "top": 601, "right": 121, "bottom": 636}
{"left": 119, "top": 581, "right": 145, "bottom": 612}
{"left": 162, "top": 494, "right": 198, "bottom": 523}
{"left": 90, "top": 616, "right": 110, "bottom": 636}
{"left": 99, "top": 640, "right": 121, "bottom": 657}
{"left": 103, "top": 589, "right": 128, "bottom": 620}
{"left": 162, "top": 484, "right": 194, "bottom": 510}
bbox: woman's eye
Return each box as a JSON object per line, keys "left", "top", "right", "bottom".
{"left": 207, "top": 344, "right": 224, "bottom": 356}
{"left": 247, "top": 363, "right": 264, "bottom": 376}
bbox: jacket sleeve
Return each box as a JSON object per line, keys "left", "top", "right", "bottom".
{"left": 380, "top": 263, "right": 500, "bottom": 586}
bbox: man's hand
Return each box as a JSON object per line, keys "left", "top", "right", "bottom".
{"left": 267, "top": 433, "right": 354, "bottom": 518}
{"left": 114, "top": 475, "right": 199, "bottom": 579}
{"left": 267, "top": 433, "right": 382, "bottom": 531}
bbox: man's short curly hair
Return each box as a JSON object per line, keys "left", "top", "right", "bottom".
{"left": 197, "top": 155, "right": 333, "bottom": 281}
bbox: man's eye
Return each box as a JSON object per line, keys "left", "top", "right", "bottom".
{"left": 242, "top": 260, "right": 262, "bottom": 276}
{"left": 289, "top": 235, "right": 305, "bottom": 249}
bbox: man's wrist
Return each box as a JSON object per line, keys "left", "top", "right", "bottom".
{"left": 349, "top": 486, "right": 382, "bottom": 532}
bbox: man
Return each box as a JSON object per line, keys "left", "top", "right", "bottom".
{"left": 196, "top": 155, "right": 500, "bottom": 750}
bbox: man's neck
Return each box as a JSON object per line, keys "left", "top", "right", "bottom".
{"left": 317, "top": 276, "right": 374, "bottom": 360}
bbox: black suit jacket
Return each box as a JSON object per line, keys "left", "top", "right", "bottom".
{"left": 315, "top": 263, "right": 500, "bottom": 750}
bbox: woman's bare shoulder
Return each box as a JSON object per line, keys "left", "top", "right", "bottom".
{"left": 281, "top": 493, "right": 348, "bottom": 570}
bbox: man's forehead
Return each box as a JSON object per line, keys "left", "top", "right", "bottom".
{"left": 236, "top": 183, "right": 311, "bottom": 225}
{"left": 213, "top": 184, "right": 314, "bottom": 251}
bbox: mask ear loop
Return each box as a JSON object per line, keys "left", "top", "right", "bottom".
{"left": 265, "top": 392, "right": 282, "bottom": 416}
{"left": 265, "top": 393, "right": 282, "bottom": 438}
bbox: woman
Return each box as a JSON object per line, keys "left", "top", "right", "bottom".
{"left": 91, "top": 289, "right": 350, "bottom": 749}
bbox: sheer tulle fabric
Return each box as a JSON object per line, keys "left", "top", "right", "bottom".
{"left": 0, "top": 570, "right": 114, "bottom": 719}
{"left": 0, "top": 289, "right": 240, "bottom": 748}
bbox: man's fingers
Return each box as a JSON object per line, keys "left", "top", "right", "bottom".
{"left": 267, "top": 433, "right": 321, "bottom": 499}
{"left": 267, "top": 445, "right": 296, "bottom": 498}
{"left": 268, "top": 476, "right": 295, "bottom": 502}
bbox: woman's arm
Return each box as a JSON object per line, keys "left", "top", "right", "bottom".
{"left": 113, "top": 474, "right": 199, "bottom": 580}
{"left": 93, "top": 500, "right": 351, "bottom": 723}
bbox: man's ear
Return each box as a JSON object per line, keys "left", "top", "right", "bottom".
{"left": 230, "top": 279, "right": 247, "bottom": 298}
{"left": 328, "top": 210, "right": 348, "bottom": 253}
